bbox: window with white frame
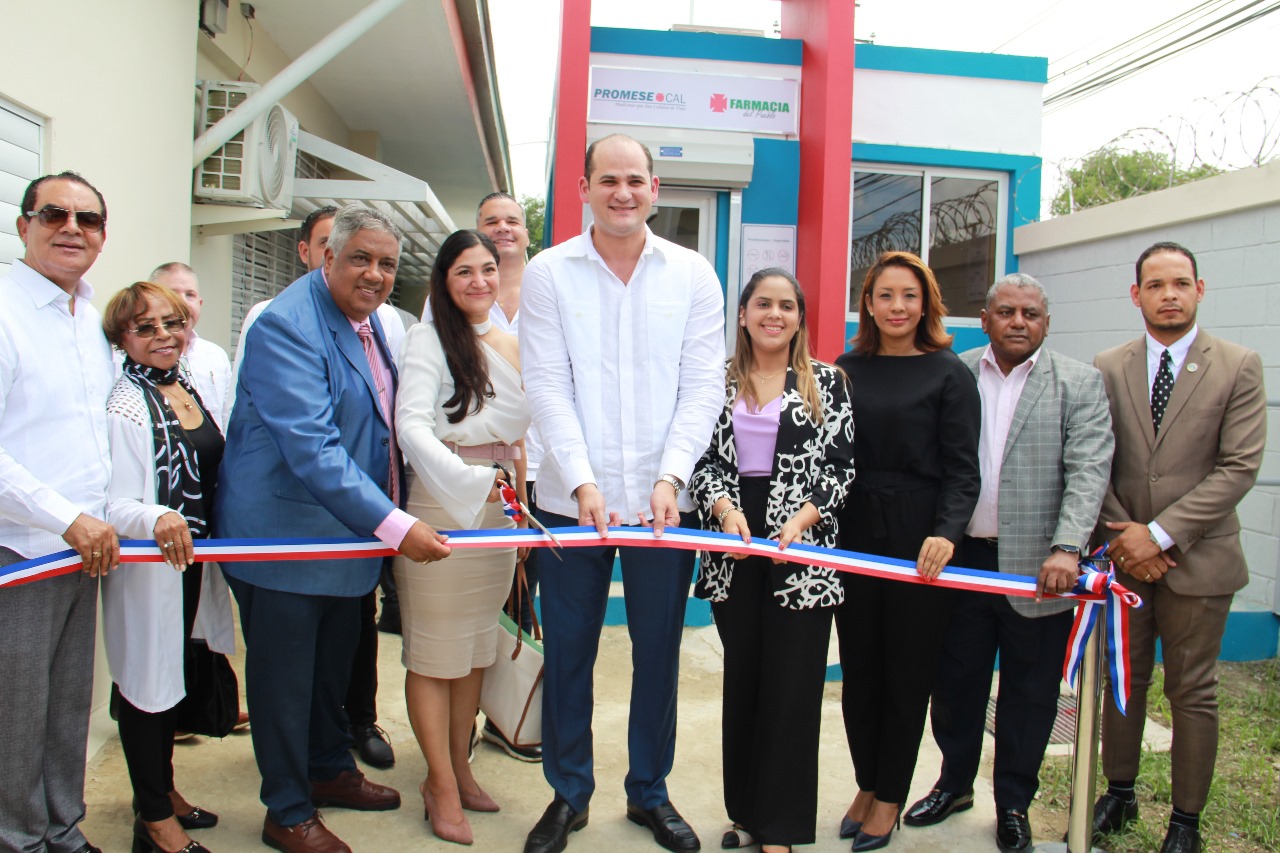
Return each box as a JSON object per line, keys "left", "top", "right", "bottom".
{"left": 848, "top": 165, "right": 1007, "bottom": 320}
{"left": 0, "top": 99, "right": 43, "bottom": 276}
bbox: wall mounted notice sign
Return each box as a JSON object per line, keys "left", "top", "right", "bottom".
{"left": 589, "top": 66, "right": 800, "bottom": 135}
{"left": 741, "top": 224, "right": 797, "bottom": 279}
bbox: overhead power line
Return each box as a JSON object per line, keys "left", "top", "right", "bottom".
{"left": 988, "top": 0, "right": 1071, "bottom": 53}
{"left": 1047, "top": 0, "right": 1230, "bottom": 79}
{"left": 1044, "top": 0, "right": 1280, "bottom": 112}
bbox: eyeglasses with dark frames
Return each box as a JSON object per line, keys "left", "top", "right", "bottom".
{"left": 127, "top": 318, "right": 187, "bottom": 339}
{"left": 24, "top": 205, "right": 106, "bottom": 233}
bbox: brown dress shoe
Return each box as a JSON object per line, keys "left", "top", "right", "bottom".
{"left": 310, "top": 768, "right": 401, "bottom": 811}
{"left": 262, "top": 812, "right": 351, "bottom": 853}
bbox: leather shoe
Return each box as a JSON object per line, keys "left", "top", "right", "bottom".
{"left": 903, "top": 788, "right": 973, "bottom": 827}
{"left": 995, "top": 808, "right": 1032, "bottom": 853}
{"left": 262, "top": 812, "right": 351, "bottom": 853}
{"left": 627, "top": 801, "right": 701, "bottom": 852}
{"left": 310, "top": 768, "right": 400, "bottom": 811}
{"left": 1159, "top": 823, "right": 1202, "bottom": 853}
{"left": 524, "top": 799, "right": 589, "bottom": 853}
{"left": 71, "top": 845, "right": 103, "bottom": 853}
{"left": 350, "top": 723, "right": 395, "bottom": 769}
{"left": 1091, "top": 792, "right": 1138, "bottom": 836}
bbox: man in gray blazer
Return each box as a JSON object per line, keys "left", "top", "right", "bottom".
{"left": 1091, "top": 242, "right": 1265, "bottom": 853}
{"left": 905, "top": 273, "right": 1113, "bottom": 853}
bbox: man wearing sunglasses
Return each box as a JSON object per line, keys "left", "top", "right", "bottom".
{"left": 0, "top": 171, "right": 116, "bottom": 853}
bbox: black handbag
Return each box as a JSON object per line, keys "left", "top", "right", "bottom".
{"left": 174, "top": 639, "right": 240, "bottom": 738}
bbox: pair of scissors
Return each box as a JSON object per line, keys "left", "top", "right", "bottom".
{"left": 494, "top": 464, "right": 564, "bottom": 560}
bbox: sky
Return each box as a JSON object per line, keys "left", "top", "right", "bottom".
{"left": 487, "top": 0, "right": 1280, "bottom": 213}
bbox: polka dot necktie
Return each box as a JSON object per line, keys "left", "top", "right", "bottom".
{"left": 1151, "top": 349, "right": 1174, "bottom": 434}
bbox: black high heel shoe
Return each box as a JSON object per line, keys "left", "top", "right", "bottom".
{"left": 839, "top": 815, "right": 863, "bottom": 839}
{"left": 132, "top": 797, "right": 219, "bottom": 830}
{"left": 851, "top": 808, "right": 902, "bottom": 852}
{"left": 131, "top": 818, "right": 210, "bottom": 853}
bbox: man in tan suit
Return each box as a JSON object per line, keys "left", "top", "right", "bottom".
{"left": 1091, "top": 241, "right": 1266, "bottom": 853}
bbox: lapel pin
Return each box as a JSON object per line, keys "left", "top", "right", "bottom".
{"left": 1187, "top": 363, "right": 1198, "bottom": 372}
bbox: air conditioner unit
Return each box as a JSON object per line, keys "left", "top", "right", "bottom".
{"left": 194, "top": 81, "right": 298, "bottom": 210}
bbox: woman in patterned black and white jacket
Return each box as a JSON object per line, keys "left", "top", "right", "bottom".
{"left": 690, "top": 267, "right": 856, "bottom": 853}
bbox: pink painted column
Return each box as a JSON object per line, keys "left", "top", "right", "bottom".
{"left": 781, "top": 0, "right": 856, "bottom": 360}
{"left": 549, "top": 0, "right": 593, "bottom": 246}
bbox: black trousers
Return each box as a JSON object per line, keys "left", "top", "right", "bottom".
{"left": 227, "top": 576, "right": 360, "bottom": 827}
{"left": 712, "top": 476, "right": 832, "bottom": 846}
{"left": 344, "top": 583, "right": 379, "bottom": 728}
{"left": 117, "top": 563, "right": 203, "bottom": 821}
{"left": 930, "top": 538, "right": 1073, "bottom": 810}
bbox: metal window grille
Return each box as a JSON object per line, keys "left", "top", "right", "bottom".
{"left": 230, "top": 229, "right": 304, "bottom": 351}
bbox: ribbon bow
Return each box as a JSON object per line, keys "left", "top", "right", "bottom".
{"left": 1063, "top": 546, "right": 1143, "bottom": 715}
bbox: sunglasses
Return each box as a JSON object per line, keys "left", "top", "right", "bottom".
{"left": 127, "top": 318, "right": 186, "bottom": 339}
{"left": 25, "top": 204, "right": 106, "bottom": 232}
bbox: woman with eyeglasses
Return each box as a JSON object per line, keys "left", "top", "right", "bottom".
{"left": 690, "top": 268, "right": 856, "bottom": 853}
{"left": 392, "top": 230, "right": 531, "bottom": 846}
{"left": 101, "top": 281, "right": 235, "bottom": 853}
{"left": 833, "top": 252, "right": 981, "bottom": 851}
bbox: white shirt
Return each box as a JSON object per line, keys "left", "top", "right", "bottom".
{"left": 1143, "top": 325, "right": 1199, "bottom": 550}
{"left": 421, "top": 294, "right": 545, "bottom": 477}
{"left": 395, "top": 322, "right": 531, "bottom": 528}
{"left": 183, "top": 332, "right": 232, "bottom": 432}
{"left": 520, "top": 226, "right": 726, "bottom": 519}
{"left": 0, "top": 260, "right": 115, "bottom": 558}
{"left": 966, "top": 344, "right": 1041, "bottom": 538}
{"left": 1145, "top": 325, "right": 1198, "bottom": 394}
{"left": 229, "top": 291, "right": 406, "bottom": 419}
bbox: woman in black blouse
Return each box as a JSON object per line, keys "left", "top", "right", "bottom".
{"left": 691, "top": 268, "right": 856, "bottom": 853}
{"left": 833, "top": 251, "right": 980, "bottom": 851}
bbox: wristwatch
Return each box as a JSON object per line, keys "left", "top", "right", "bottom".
{"left": 1051, "top": 544, "right": 1081, "bottom": 555}
{"left": 656, "top": 473, "right": 684, "bottom": 496}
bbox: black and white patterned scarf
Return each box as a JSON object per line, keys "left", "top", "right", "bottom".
{"left": 122, "top": 358, "right": 209, "bottom": 538}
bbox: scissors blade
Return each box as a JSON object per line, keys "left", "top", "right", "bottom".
{"left": 524, "top": 510, "right": 564, "bottom": 559}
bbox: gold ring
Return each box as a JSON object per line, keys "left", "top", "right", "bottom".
{"left": 1118, "top": 555, "right": 1126, "bottom": 563}
{"left": 91, "top": 550, "right": 102, "bottom": 556}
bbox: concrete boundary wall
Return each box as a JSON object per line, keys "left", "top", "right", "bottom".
{"left": 1014, "top": 161, "right": 1280, "bottom": 659}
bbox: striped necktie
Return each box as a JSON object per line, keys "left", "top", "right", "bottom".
{"left": 357, "top": 321, "right": 399, "bottom": 503}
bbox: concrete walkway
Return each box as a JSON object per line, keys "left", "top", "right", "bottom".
{"left": 82, "top": 624, "right": 1072, "bottom": 853}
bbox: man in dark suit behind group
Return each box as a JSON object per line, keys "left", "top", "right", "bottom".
{"left": 218, "top": 204, "right": 451, "bottom": 853}
{"left": 1091, "top": 241, "right": 1266, "bottom": 853}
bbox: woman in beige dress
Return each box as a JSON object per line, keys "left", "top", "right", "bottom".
{"left": 394, "top": 229, "right": 530, "bottom": 846}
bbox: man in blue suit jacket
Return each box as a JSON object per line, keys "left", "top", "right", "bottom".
{"left": 217, "top": 205, "right": 450, "bottom": 853}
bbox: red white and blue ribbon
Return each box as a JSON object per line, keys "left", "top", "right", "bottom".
{"left": 0, "top": 526, "right": 1140, "bottom": 709}
{"left": 1063, "top": 546, "right": 1142, "bottom": 715}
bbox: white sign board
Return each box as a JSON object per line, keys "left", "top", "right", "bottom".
{"left": 589, "top": 66, "right": 800, "bottom": 136}
{"left": 740, "top": 224, "right": 797, "bottom": 280}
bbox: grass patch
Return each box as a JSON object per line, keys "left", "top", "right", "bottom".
{"left": 1035, "top": 659, "right": 1279, "bottom": 852}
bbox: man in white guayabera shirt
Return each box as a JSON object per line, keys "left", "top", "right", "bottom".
{"left": 519, "top": 134, "right": 725, "bottom": 853}
{"left": 0, "top": 171, "right": 117, "bottom": 853}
